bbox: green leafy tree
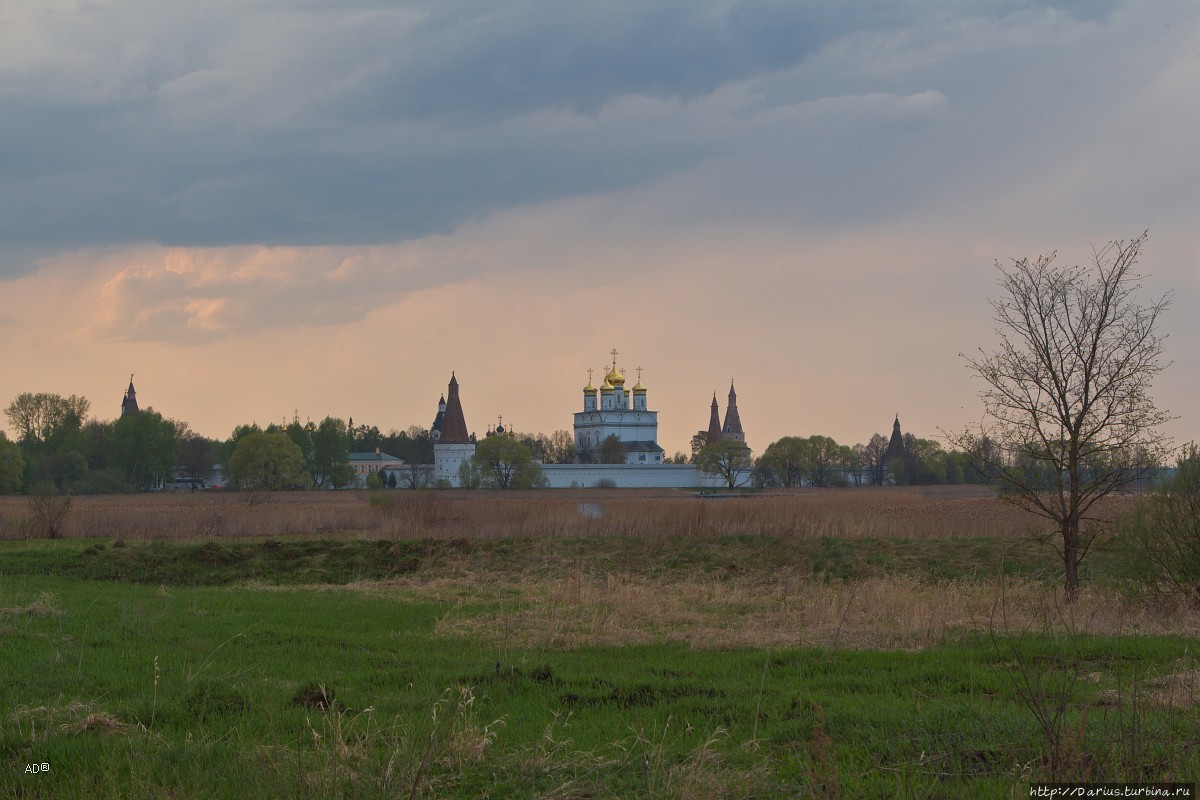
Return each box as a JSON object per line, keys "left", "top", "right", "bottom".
{"left": 0, "top": 432, "right": 24, "bottom": 494}
{"left": 226, "top": 432, "right": 308, "bottom": 491}
{"left": 759, "top": 437, "right": 806, "bottom": 487}
{"left": 894, "top": 435, "right": 949, "bottom": 486}
{"left": 220, "top": 423, "right": 263, "bottom": 468}
{"left": 34, "top": 451, "right": 89, "bottom": 491}
{"left": 286, "top": 421, "right": 314, "bottom": 468}
{"left": 178, "top": 433, "right": 218, "bottom": 489}
{"left": 351, "top": 423, "right": 383, "bottom": 452}
{"left": 310, "top": 417, "right": 352, "bottom": 488}
{"left": 82, "top": 420, "right": 115, "bottom": 471}
{"left": 845, "top": 445, "right": 866, "bottom": 486}
{"left": 546, "top": 430, "right": 576, "bottom": 464}
{"left": 106, "top": 409, "right": 181, "bottom": 491}
{"left": 457, "top": 459, "right": 483, "bottom": 489}
{"left": 599, "top": 435, "right": 626, "bottom": 464}
{"left": 861, "top": 433, "right": 890, "bottom": 486}
{"left": 801, "top": 435, "right": 843, "bottom": 487}
{"left": 328, "top": 462, "right": 357, "bottom": 489}
{"left": 380, "top": 427, "right": 434, "bottom": 466}
{"left": 471, "top": 436, "right": 543, "bottom": 489}
{"left": 697, "top": 440, "right": 753, "bottom": 489}
{"left": 4, "top": 392, "right": 90, "bottom": 447}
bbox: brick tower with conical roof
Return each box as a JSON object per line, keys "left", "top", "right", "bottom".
{"left": 434, "top": 373, "right": 475, "bottom": 485}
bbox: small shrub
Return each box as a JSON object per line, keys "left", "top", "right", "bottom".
{"left": 368, "top": 492, "right": 395, "bottom": 512}
{"left": 593, "top": 478, "right": 617, "bottom": 489}
{"left": 28, "top": 483, "right": 71, "bottom": 539}
{"left": 1117, "top": 445, "right": 1200, "bottom": 605}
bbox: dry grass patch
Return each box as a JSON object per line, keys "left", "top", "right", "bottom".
{"left": 0, "top": 591, "right": 60, "bottom": 616}
{"left": 423, "top": 575, "right": 1200, "bottom": 650}
{"left": 9, "top": 701, "right": 130, "bottom": 740}
{"left": 1143, "top": 668, "right": 1200, "bottom": 708}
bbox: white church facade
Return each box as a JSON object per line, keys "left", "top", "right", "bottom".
{"left": 573, "top": 351, "right": 665, "bottom": 464}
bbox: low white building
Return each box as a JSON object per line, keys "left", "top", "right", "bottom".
{"left": 349, "top": 449, "right": 404, "bottom": 486}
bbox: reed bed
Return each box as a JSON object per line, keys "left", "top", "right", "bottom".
{"left": 0, "top": 486, "right": 1116, "bottom": 542}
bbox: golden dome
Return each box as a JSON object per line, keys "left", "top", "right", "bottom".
{"left": 632, "top": 380, "right": 646, "bottom": 393}
{"left": 600, "top": 377, "right": 615, "bottom": 392}
{"left": 583, "top": 368, "right": 598, "bottom": 394}
{"left": 606, "top": 365, "right": 625, "bottom": 386}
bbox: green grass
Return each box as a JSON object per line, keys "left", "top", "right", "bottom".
{"left": 0, "top": 532, "right": 1129, "bottom": 588}
{"left": 2, "top": 568, "right": 1198, "bottom": 798}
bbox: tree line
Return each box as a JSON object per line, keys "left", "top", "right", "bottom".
{"left": 0, "top": 387, "right": 998, "bottom": 496}
{"left": 0, "top": 394, "right": 584, "bottom": 494}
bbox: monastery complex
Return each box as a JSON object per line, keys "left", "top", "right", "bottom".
{"left": 432, "top": 349, "right": 747, "bottom": 488}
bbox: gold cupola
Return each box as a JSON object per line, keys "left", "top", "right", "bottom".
{"left": 583, "top": 367, "right": 598, "bottom": 395}
{"left": 603, "top": 348, "right": 624, "bottom": 388}
{"left": 632, "top": 366, "right": 646, "bottom": 394}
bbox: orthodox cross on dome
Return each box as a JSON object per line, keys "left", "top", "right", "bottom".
{"left": 636, "top": 366, "right": 643, "bottom": 382}
{"left": 610, "top": 348, "right": 619, "bottom": 369}
{"left": 587, "top": 367, "right": 593, "bottom": 383}
{"left": 498, "top": 413, "right": 504, "bottom": 428}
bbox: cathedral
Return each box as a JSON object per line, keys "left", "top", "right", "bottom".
{"left": 573, "top": 350, "right": 664, "bottom": 464}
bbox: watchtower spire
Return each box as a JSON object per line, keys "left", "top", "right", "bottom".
{"left": 120, "top": 375, "right": 140, "bottom": 417}
{"left": 706, "top": 393, "right": 723, "bottom": 445}
{"left": 721, "top": 380, "right": 744, "bottom": 443}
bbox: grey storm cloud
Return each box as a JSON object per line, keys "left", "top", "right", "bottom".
{"left": 0, "top": 0, "right": 1133, "bottom": 276}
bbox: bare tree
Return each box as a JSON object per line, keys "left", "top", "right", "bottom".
{"left": 956, "top": 232, "right": 1173, "bottom": 599}
{"left": 398, "top": 461, "right": 432, "bottom": 490}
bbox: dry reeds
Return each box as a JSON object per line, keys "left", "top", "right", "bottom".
{"left": 0, "top": 486, "right": 1122, "bottom": 542}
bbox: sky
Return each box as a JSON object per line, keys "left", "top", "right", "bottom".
{"left": 1, "top": 0, "right": 1197, "bottom": 455}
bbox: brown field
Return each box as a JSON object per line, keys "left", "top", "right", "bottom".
{"left": 0, "top": 484, "right": 1111, "bottom": 542}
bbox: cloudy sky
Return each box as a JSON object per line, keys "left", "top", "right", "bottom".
{"left": 2, "top": 0, "right": 1197, "bottom": 454}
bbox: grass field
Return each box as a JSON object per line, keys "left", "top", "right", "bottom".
{"left": 2, "top": 488, "right": 1197, "bottom": 798}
